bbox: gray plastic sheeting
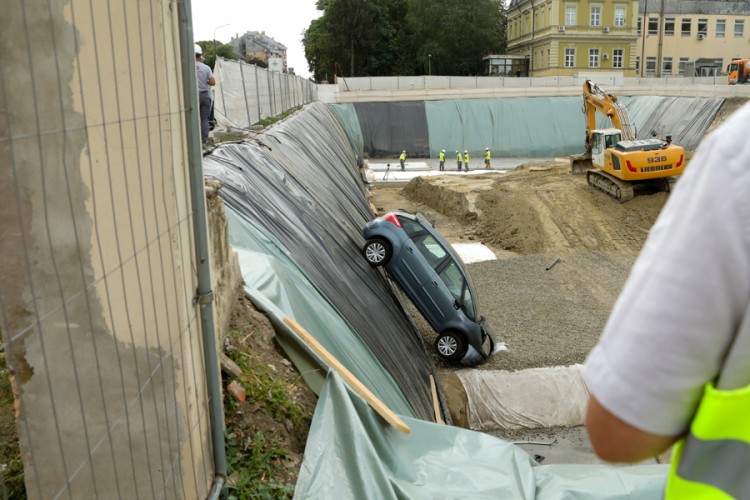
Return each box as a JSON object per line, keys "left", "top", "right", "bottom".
{"left": 224, "top": 208, "right": 415, "bottom": 418}
{"left": 353, "top": 102, "right": 431, "bottom": 158}
{"left": 203, "top": 102, "right": 440, "bottom": 422}
{"left": 425, "top": 97, "right": 585, "bottom": 158}
{"left": 329, "top": 103, "right": 364, "bottom": 154}
{"left": 295, "top": 371, "right": 670, "bottom": 499}
{"left": 330, "top": 96, "right": 723, "bottom": 160}
{"left": 620, "top": 96, "right": 724, "bottom": 151}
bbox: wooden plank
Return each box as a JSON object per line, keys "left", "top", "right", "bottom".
{"left": 283, "top": 317, "right": 411, "bottom": 434}
{"left": 430, "top": 375, "right": 445, "bottom": 425}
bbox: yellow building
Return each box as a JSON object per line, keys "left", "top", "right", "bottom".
{"left": 636, "top": 0, "right": 750, "bottom": 77}
{"left": 506, "top": 0, "right": 641, "bottom": 77}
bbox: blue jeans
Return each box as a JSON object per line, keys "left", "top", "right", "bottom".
{"left": 199, "top": 91, "right": 212, "bottom": 143}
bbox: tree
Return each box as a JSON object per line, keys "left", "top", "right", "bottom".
{"left": 195, "top": 41, "right": 238, "bottom": 70}
{"left": 303, "top": 0, "right": 506, "bottom": 80}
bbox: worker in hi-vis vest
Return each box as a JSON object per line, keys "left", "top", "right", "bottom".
{"left": 463, "top": 150, "right": 470, "bottom": 172}
{"left": 484, "top": 148, "right": 491, "bottom": 169}
{"left": 582, "top": 102, "right": 750, "bottom": 499}
{"left": 399, "top": 150, "right": 406, "bottom": 170}
{"left": 439, "top": 150, "right": 445, "bottom": 171}
{"left": 455, "top": 150, "right": 462, "bottom": 171}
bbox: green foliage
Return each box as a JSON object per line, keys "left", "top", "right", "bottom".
{"left": 223, "top": 431, "right": 295, "bottom": 499}
{"left": 0, "top": 353, "right": 26, "bottom": 498}
{"left": 303, "top": 0, "right": 506, "bottom": 81}
{"left": 254, "top": 106, "right": 304, "bottom": 130}
{"left": 195, "top": 41, "right": 238, "bottom": 70}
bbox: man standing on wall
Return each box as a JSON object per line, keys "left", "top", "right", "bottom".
{"left": 195, "top": 44, "right": 216, "bottom": 145}
{"left": 439, "top": 150, "right": 445, "bottom": 171}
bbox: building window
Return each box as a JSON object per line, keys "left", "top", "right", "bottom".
{"left": 566, "top": 6, "right": 576, "bottom": 26}
{"left": 648, "top": 17, "right": 659, "bottom": 35}
{"left": 646, "top": 57, "right": 656, "bottom": 76}
{"left": 636, "top": 56, "right": 640, "bottom": 72}
{"left": 541, "top": 9, "right": 545, "bottom": 27}
{"left": 664, "top": 18, "right": 675, "bottom": 36}
{"left": 716, "top": 19, "right": 726, "bottom": 37}
{"left": 614, "top": 7, "right": 625, "bottom": 27}
{"left": 612, "top": 49, "right": 623, "bottom": 68}
{"left": 589, "top": 48, "right": 600, "bottom": 68}
{"left": 735, "top": 20, "right": 745, "bottom": 38}
{"left": 565, "top": 48, "right": 575, "bottom": 67}
{"left": 698, "top": 19, "right": 708, "bottom": 36}
{"left": 547, "top": 48, "right": 551, "bottom": 67}
{"left": 663, "top": 57, "right": 673, "bottom": 75}
{"left": 679, "top": 57, "right": 689, "bottom": 75}
{"left": 637, "top": 17, "right": 642, "bottom": 35}
{"left": 682, "top": 18, "right": 691, "bottom": 36}
{"left": 590, "top": 6, "right": 601, "bottom": 27}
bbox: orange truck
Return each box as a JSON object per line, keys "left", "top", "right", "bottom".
{"left": 728, "top": 58, "right": 750, "bottom": 85}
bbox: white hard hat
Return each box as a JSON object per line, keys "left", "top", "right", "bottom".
{"left": 464, "top": 150, "right": 467, "bottom": 153}
{"left": 402, "top": 150, "right": 406, "bottom": 153}
{"left": 441, "top": 149, "right": 445, "bottom": 152}
{"left": 194, "top": 44, "right": 202, "bottom": 55}
{"left": 485, "top": 147, "right": 489, "bottom": 150}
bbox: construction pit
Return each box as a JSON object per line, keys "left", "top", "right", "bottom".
{"left": 366, "top": 158, "right": 666, "bottom": 465}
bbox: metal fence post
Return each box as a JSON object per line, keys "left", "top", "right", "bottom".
{"left": 254, "top": 65, "right": 262, "bottom": 122}
{"left": 239, "top": 60, "right": 252, "bottom": 128}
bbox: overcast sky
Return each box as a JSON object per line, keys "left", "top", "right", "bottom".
{"left": 191, "top": 0, "right": 321, "bottom": 78}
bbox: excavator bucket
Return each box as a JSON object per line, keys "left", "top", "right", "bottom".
{"left": 569, "top": 153, "right": 592, "bottom": 174}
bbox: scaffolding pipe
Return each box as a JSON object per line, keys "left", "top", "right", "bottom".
{"left": 177, "top": 1, "right": 228, "bottom": 499}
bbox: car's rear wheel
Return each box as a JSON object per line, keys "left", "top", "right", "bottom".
{"left": 435, "top": 331, "right": 467, "bottom": 362}
{"left": 363, "top": 238, "right": 392, "bottom": 267}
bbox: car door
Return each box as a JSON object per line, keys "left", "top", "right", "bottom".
{"left": 410, "top": 234, "right": 452, "bottom": 328}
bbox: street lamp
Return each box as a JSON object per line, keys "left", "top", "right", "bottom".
{"left": 213, "top": 23, "right": 231, "bottom": 58}
{"left": 428, "top": 54, "right": 432, "bottom": 76}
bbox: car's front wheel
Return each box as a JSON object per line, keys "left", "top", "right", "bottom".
{"left": 435, "top": 331, "right": 467, "bottom": 362}
{"left": 363, "top": 238, "right": 392, "bottom": 267}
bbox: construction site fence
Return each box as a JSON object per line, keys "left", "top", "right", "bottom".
{"left": 334, "top": 74, "right": 731, "bottom": 92}
{"left": 212, "top": 57, "right": 317, "bottom": 130}
{"left": 1, "top": 0, "right": 223, "bottom": 498}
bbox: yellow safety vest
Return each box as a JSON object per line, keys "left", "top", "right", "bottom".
{"left": 665, "top": 380, "right": 750, "bottom": 499}
{"left": 464, "top": 153, "right": 469, "bottom": 163}
{"left": 439, "top": 152, "right": 445, "bottom": 161}
{"left": 399, "top": 152, "right": 406, "bottom": 161}
{"left": 485, "top": 150, "right": 491, "bottom": 160}
{"left": 456, "top": 152, "right": 462, "bottom": 161}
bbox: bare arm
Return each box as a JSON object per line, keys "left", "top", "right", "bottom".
{"left": 208, "top": 76, "right": 216, "bottom": 86}
{"left": 586, "top": 394, "right": 682, "bottom": 463}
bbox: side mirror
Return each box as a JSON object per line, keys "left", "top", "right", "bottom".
{"left": 454, "top": 299, "right": 462, "bottom": 310}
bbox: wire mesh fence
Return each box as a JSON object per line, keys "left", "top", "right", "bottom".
{"left": 213, "top": 57, "right": 317, "bottom": 130}
{"left": 0, "top": 0, "right": 221, "bottom": 498}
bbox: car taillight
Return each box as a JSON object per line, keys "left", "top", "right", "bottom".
{"left": 626, "top": 160, "right": 636, "bottom": 173}
{"left": 676, "top": 154, "right": 684, "bottom": 168}
{"left": 384, "top": 212, "right": 402, "bottom": 227}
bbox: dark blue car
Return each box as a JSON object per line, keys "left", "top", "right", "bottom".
{"left": 362, "top": 211, "right": 495, "bottom": 364}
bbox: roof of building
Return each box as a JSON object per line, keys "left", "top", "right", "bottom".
{"left": 640, "top": 0, "right": 750, "bottom": 15}
{"left": 234, "top": 31, "right": 287, "bottom": 52}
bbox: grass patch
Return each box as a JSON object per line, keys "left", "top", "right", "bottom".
{"left": 221, "top": 327, "right": 312, "bottom": 499}
{"left": 254, "top": 106, "right": 303, "bottom": 129}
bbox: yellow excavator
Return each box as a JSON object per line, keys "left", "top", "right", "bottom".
{"left": 570, "top": 80, "right": 685, "bottom": 202}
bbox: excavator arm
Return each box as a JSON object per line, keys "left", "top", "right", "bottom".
{"left": 582, "top": 80, "right": 636, "bottom": 147}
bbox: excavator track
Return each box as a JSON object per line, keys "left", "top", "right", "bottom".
{"left": 586, "top": 169, "right": 675, "bottom": 203}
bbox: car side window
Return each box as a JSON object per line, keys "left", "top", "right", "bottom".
{"left": 398, "top": 217, "right": 426, "bottom": 238}
{"left": 438, "top": 261, "right": 463, "bottom": 301}
{"left": 461, "top": 285, "right": 476, "bottom": 321}
{"left": 414, "top": 235, "right": 448, "bottom": 269}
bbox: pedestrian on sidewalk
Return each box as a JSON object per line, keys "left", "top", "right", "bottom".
{"left": 194, "top": 44, "right": 216, "bottom": 145}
